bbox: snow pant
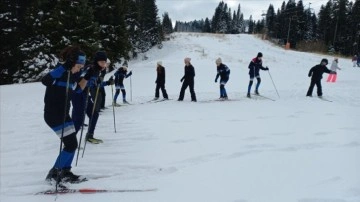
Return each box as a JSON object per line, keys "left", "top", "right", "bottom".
{"left": 178, "top": 79, "right": 196, "bottom": 101}
{"left": 44, "top": 112, "right": 77, "bottom": 169}
{"left": 219, "top": 78, "right": 228, "bottom": 98}
{"left": 155, "top": 83, "right": 168, "bottom": 99}
{"left": 71, "top": 92, "right": 99, "bottom": 136}
{"left": 306, "top": 79, "right": 322, "bottom": 96}
{"left": 114, "top": 85, "right": 126, "bottom": 102}
{"left": 247, "top": 76, "right": 261, "bottom": 93}
{"left": 327, "top": 73, "right": 337, "bottom": 82}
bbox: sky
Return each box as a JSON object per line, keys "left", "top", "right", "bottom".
{"left": 1, "top": 32, "right": 359, "bottom": 202}
{"left": 157, "top": 0, "right": 330, "bottom": 22}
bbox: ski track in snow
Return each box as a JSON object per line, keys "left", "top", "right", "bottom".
{"left": 1, "top": 33, "right": 360, "bottom": 202}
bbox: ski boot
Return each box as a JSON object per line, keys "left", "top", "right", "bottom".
{"left": 86, "top": 133, "right": 103, "bottom": 144}
{"left": 59, "top": 168, "right": 87, "bottom": 184}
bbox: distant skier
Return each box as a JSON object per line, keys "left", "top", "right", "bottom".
{"left": 326, "top": 57, "right": 341, "bottom": 82}
{"left": 306, "top": 58, "right": 334, "bottom": 97}
{"left": 178, "top": 57, "right": 197, "bottom": 102}
{"left": 357, "top": 54, "right": 360, "bottom": 67}
{"left": 154, "top": 61, "right": 169, "bottom": 100}
{"left": 352, "top": 55, "right": 357, "bottom": 67}
{"left": 247, "top": 52, "right": 269, "bottom": 98}
{"left": 214, "top": 58, "right": 230, "bottom": 100}
{"left": 113, "top": 66, "right": 132, "bottom": 106}
{"left": 42, "top": 46, "right": 93, "bottom": 183}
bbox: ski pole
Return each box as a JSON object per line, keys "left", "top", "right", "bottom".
{"left": 267, "top": 69, "right": 280, "bottom": 98}
{"left": 56, "top": 70, "right": 71, "bottom": 192}
{"left": 130, "top": 73, "right": 132, "bottom": 102}
{"left": 110, "top": 77, "right": 116, "bottom": 133}
{"left": 75, "top": 88, "right": 90, "bottom": 166}
{"left": 82, "top": 77, "right": 102, "bottom": 158}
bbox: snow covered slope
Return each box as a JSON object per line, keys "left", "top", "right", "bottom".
{"left": 1, "top": 33, "right": 359, "bottom": 202}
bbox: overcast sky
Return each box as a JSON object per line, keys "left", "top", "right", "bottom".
{"left": 156, "top": 0, "right": 331, "bottom": 23}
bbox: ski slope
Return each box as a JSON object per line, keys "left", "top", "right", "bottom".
{"left": 1, "top": 33, "right": 359, "bottom": 202}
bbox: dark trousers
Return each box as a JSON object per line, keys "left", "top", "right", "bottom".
{"left": 306, "top": 79, "right": 322, "bottom": 96}
{"left": 155, "top": 83, "right": 168, "bottom": 99}
{"left": 100, "top": 87, "right": 106, "bottom": 108}
{"left": 71, "top": 92, "right": 99, "bottom": 135}
{"left": 178, "top": 80, "right": 196, "bottom": 101}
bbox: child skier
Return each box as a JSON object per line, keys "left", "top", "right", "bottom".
{"left": 113, "top": 66, "right": 132, "bottom": 106}
{"left": 306, "top": 58, "right": 334, "bottom": 97}
{"left": 352, "top": 55, "right": 357, "bottom": 67}
{"left": 214, "top": 58, "right": 230, "bottom": 100}
{"left": 42, "top": 46, "right": 94, "bottom": 184}
{"left": 71, "top": 51, "right": 113, "bottom": 144}
{"left": 326, "top": 57, "right": 341, "bottom": 82}
{"left": 247, "top": 52, "right": 269, "bottom": 98}
{"left": 154, "top": 61, "right": 169, "bottom": 100}
{"left": 178, "top": 57, "right": 197, "bottom": 102}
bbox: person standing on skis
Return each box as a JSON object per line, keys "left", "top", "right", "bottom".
{"left": 113, "top": 66, "right": 132, "bottom": 106}
{"left": 42, "top": 46, "right": 94, "bottom": 184}
{"left": 71, "top": 51, "right": 113, "bottom": 144}
{"left": 154, "top": 61, "right": 169, "bottom": 100}
{"left": 306, "top": 58, "right": 334, "bottom": 97}
{"left": 178, "top": 57, "right": 197, "bottom": 102}
{"left": 215, "top": 58, "right": 230, "bottom": 100}
{"left": 326, "top": 57, "right": 341, "bottom": 82}
{"left": 247, "top": 52, "right": 269, "bottom": 98}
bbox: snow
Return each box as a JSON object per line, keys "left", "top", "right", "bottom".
{"left": 1, "top": 32, "right": 360, "bottom": 202}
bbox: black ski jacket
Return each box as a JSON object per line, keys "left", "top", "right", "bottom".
{"left": 308, "top": 64, "right": 332, "bottom": 81}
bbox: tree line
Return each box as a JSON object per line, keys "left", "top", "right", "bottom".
{"left": 174, "top": 0, "right": 359, "bottom": 57}
{"left": 0, "top": 0, "right": 174, "bottom": 84}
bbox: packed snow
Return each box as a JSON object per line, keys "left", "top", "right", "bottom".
{"left": 1, "top": 33, "right": 359, "bottom": 202}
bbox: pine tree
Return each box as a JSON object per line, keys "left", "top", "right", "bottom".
{"left": 350, "top": 0, "right": 360, "bottom": 55}
{"left": 203, "top": 18, "right": 211, "bottom": 33}
{"left": 162, "top": 12, "right": 173, "bottom": 35}
{"left": 42, "top": 0, "right": 100, "bottom": 56}
{"left": 0, "top": 0, "right": 31, "bottom": 84}
{"left": 266, "top": 4, "right": 276, "bottom": 38}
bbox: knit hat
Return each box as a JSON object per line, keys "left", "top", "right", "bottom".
{"left": 216, "top": 58, "right": 222, "bottom": 65}
{"left": 157, "top": 61, "right": 162, "bottom": 66}
{"left": 257, "top": 52, "right": 263, "bottom": 58}
{"left": 184, "top": 57, "right": 191, "bottom": 63}
{"left": 94, "top": 51, "right": 107, "bottom": 62}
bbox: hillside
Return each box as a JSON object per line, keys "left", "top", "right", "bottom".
{"left": 1, "top": 33, "right": 359, "bottom": 202}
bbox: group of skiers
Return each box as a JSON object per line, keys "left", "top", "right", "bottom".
{"left": 41, "top": 45, "right": 343, "bottom": 186}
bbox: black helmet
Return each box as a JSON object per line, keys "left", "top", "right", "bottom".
{"left": 320, "top": 58, "right": 328, "bottom": 65}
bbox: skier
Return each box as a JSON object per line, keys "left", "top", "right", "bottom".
{"left": 214, "top": 58, "right": 230, "bottom": 100}
{"left": 306, "top": 58, "right": 334, "bottom": 97}
{"left": 326, "top": 57, "right": 341, "bottom": 82}
{"left": 113, "top": 66, "right": 132, "bottom": 106}
{"left": 357, "top": 54, "right": 360, "bottom": 67}
{"left": 352, "top": 55, "right": 357, "bottom": 67}
{"left": 42, "top": 46, "right": 94, "bottom": 183}
{"left": 247, "top": 52, "right": 269, "bottom": 98}
{"left": 154, "top": 61, "right": 169, "bottom": 100}
{"left": 178, "top": 57, "right": 197, "bottom": 102}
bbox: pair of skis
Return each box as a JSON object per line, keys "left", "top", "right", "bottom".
{"left": 36, "top": 188, "right": 157, "bottom": 195}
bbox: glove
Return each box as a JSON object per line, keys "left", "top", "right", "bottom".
{"left": 107, "top": 76, "right": 114, "bottom": 85}
{"left": 84, "top": 67, "right": 99, "bottom": 81}
{"left": 265, "top": 66, "right": 269, "bottom": 71}
{"left": 50, "top": 66, "right": 66, "bottom": 79}
{"left": 180, "top": 78, "right": 184, "bottom": 82}
{"left": 215, "top": 79, "right": 218, "bottom": 83}
{"left": 127, "top": 71, "right": 132, "bottom": 77}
